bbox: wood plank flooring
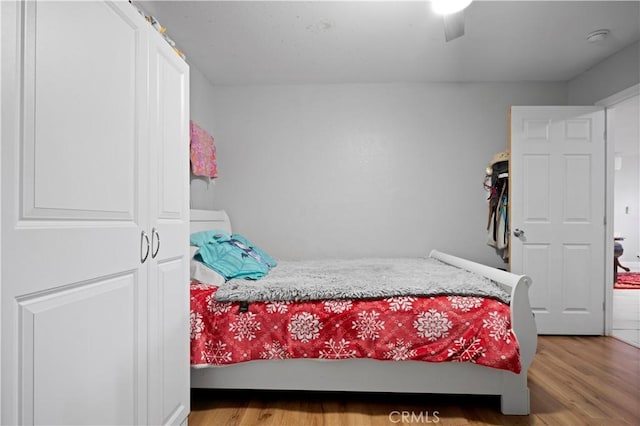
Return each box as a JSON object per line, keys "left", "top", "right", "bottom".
{"left": 189, "top": 336, "right": 640, "bottom": 425}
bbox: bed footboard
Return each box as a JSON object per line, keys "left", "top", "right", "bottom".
{"left": 429, "top": 250, "right": 537, "bottom": 415}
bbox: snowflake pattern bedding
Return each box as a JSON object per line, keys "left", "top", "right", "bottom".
{"left": 190, "top": 282, "right": 521, "bottom": 373}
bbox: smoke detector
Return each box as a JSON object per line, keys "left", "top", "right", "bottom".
{"left": 432, "top": 0, "right": 473, "bottom": 15}
{"left": 586, "top": 29, "right": 610, "bottom": 43}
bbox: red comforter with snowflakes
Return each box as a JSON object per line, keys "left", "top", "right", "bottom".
{"left": 190, "top": 282, "right": 521, "bottom": 373}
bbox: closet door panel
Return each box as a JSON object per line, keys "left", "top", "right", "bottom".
{"left": 157, "top": 55, "right": 188, "bottom": 218}
{"left": 147, "top": 33, "right": 190, "bottom": 426}
{"left": 24, "top": 0, "right": 140, "bottom": 220}
{"left": 148, "top": 259, "right": 190, "bottom": 425}
{"left": 150, "top": 45, "right": 190, "bottom": 224}
{"left": 1, "top": 1, "right": 150, "bottom": 424}
{"left": 19, "top": 274, "right": 136, "bottom": 426}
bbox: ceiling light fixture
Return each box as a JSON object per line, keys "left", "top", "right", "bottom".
{"left": 586, "top": 29, "right": 610, "bottom": 43}
{"left": 432, "top": 0, "right": 473, "bottom": 16}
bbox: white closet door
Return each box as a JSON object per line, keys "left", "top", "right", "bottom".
{"left": 146, "top": 31, "right": 191, "bottom": 426}
{"left": 1, "top": 1, "right": 150, "bottom": 424}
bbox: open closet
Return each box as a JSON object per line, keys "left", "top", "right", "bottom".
{"left": 1, "top": 1, "right": 190, "bottom": 424}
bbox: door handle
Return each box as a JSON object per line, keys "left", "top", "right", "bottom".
{"left": 141, "top": 231, "right": 150, "bottom": 263}
{"left": 151, "top": 227, "right": 160, "bottom": 259}
{"left": 513, "top": 228, "right": 525, "bottom": 238}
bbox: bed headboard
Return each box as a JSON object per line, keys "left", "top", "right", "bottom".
{"left": 190, "top": 209, "right": 232, "bottom": 234}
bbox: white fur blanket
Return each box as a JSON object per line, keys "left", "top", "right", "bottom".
{"left": 214, "top": 258, "right": 511, "bottom": 304}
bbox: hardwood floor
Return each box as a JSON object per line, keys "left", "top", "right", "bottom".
{"left": 189, "top": 336, "right": 640, "bottom": 425}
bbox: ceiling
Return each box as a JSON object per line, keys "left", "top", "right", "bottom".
{"left": 137, "top": 1, "right": 640, "bottom": 85}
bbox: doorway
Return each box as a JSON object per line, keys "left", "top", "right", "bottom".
{"left": 601, "top": 89, "right": 640, "bottom": 347}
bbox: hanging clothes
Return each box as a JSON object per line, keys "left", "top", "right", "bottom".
{"left": 485, "top": 151, "right": 509, "bottom": 260}
{"left": 190, "top": 120, "right": 218, "bottom": 179}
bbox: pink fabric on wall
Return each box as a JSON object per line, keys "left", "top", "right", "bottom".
{"left": 190, "top": 120, "right": 218, "bottom": 178}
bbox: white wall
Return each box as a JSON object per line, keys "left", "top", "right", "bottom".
{"left": 189, "top": 66, "right": 219, "bottom": 210}
{"left": 613, "top": 95, "right": 640, "bottom": 267}
{"left": 201, "top": 82, "right": 567, "bottom": 266}
{"left": 568, "top": 41, "right": 640, "bottom": 105}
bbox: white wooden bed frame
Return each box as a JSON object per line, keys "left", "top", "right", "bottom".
{"left": 189, "top": 209, "right": 537, "bottom": 415}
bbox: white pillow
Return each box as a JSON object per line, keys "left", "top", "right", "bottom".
{"left": 190, "top": 246, "right": 199, "bottom": 258}
{"left": 190, "top": 259, "right": 225, "bottom": 286}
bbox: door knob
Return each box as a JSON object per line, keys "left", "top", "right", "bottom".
{"left": 513, "top": 228, "right": 525, "bottom": 238}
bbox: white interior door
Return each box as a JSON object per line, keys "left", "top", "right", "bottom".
{"left": 1, "top": 1, "right": 149, "bottom": 424}
{"left": 510, "top": 106, "right": 605, "bottom": 335}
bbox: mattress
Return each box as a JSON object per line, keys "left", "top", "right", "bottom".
{"left": 190, "top": 273, "right": 521, "bottom": 372}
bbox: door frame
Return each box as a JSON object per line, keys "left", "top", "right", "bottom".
{"left": 0, "top": 1, "right": 3, "bottom": 420}
{"left": 595, "top": 83, "right": 640, "bottom": 336}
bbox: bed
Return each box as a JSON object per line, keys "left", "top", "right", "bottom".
{"left": 188, "top": 209, "right": 537, "bottom": 415}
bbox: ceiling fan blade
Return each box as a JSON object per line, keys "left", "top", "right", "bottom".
{"left": 443, "top": 10, "right": 465, "bottom": 42}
